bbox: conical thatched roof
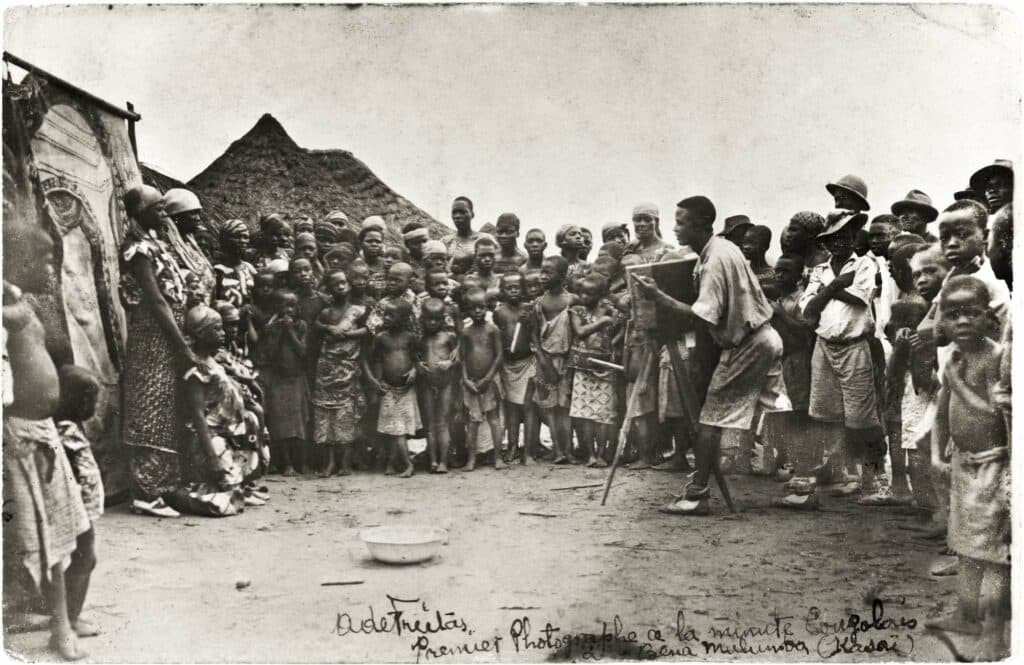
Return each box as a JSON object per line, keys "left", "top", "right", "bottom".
{"left": 186, "top": 114, "right": 449, "bottom": 242}
{"left": 140, "top": 162, "right": 188, "bottom": 193}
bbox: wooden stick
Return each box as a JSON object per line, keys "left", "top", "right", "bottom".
{"left": 586, "top": 358, "right": 624, "bottom": 372}
{"left": 601, "top": 376, "right": 640, "bottom": 506}
{"left": 510, "top": 322, "right": 522, "bottom": 352}
{"left": 320, "top": 580, "right": 365, "bottom": 587}
{"left": 550, "top": 482, "right": 605, "bottom": 491}
{"left": 518, "top": 511, "right": 559, "bottom": 518}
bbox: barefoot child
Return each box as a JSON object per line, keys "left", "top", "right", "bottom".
{"left": 310, "top": 271, "right": 368, "bottom": 477}
{"left": 532, "top": 256, "right": 577, "bottom": 464}
{"left": 569, "top": 274, "right": 619, "bottom": 467}
{"left": 364, "top": 300, "right": 419, "bottom": 477}
{"left": 460, "top": 287, "right": 506, "bottom": 471}
{"left": 493, "top": 213, "right": 528, "bottom": 276}
{"left": 259, "top": 290, "right": 310, "bottom": 475}
{"left": 494, "top": 273, "right": 537, "bottom": 464}
{"left": 927, "top": 276, "right": 1009, "bottom": 660}
{"left": 417, "top": 298, "right": 459, "bottom": 473}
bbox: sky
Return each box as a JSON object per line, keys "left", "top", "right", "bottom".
{"left": 4, "top": 3, "right": 1020, "bottom": 248}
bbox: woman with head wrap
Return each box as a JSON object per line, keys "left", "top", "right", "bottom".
{"left": 358, "top": 219, "right": 388, "bottom": 299}
{"left": 402, "top": 221, "right": 430, "bottom": 294}
{"left": 314, "top": 215, "right": 344, "bottom": 261}
{"left": 118, "top": 185, "right": 194, "bottom": 518}
{"left": 555, "top": 224, "right": 590, "bottom": 282}
{"left": 294, "top": 231, "right": 326, "bottom": 285}
{"left": 253, "top": 214, "right": 292, "bottom": 271}
{"left": 780, "top": 211, "right": 830, "bottom": 285}
{"left": 324, "top": 242, "right": 357, "bottom": 274}
{"left": 213, "top": 219, "right": 257, "bottom": 308}
{"left": 294, "top": 216, "right": 315, "bottom": 236}
{"left": 161, "top": 188, "right": 216, "bottom": 306}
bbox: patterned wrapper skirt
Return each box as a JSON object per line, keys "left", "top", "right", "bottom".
{"left": 570, "top": 369, "right": 618, "bottom": 425}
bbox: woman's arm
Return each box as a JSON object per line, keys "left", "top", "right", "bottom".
{"left": 131, "top": 255, "right": 195, "bottom": 366}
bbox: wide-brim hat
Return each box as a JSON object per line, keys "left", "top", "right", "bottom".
{"left": 718, "top": 214, "right": 752, "bottom": 237}
{"left": 825, "top": 174, "right": 870, "bottom": 211}
{"left": 817, "top": 210, "right": 869, "bottom": 238}
{"left": 953, "top": 188, "right": 977, "bottom": 201}
{"left": 969, "top": 159, "right": 1013, "bottom": 194}
{"left": 890, "top": 189, "right": 938, "bottom": 222}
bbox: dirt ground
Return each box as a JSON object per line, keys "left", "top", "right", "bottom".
{"left": 5, "top": 458, "right": 972, "bottom": 663}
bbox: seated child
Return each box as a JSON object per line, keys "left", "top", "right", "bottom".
{"left": 364, "top": 299, "right": 420, "bottom": 478}
{"left": 460, "top": 288, "right": 506, "bottom": 471}
{"left": 569, "top": 274, "right": 619, "bottom": 467}
{"left": 417, "top": 298, "right": 460, "bottom": 473}
{"left": 310, "top": 271, "right": 368, "bottom": 477}
{"left": 927, "top": 276, "right": 1009, "bottom": 660}
{"left": 182, "top": 305, "right": 264, "bottom": 507}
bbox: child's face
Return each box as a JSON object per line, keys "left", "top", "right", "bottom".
{"left": 820, "top": 227, "right": 855, "bottom": 260}
{"left": 278, "top": 296, "right": 298, "bottom": 318}
{"left": 941, "top": 287, "right": 988, "bottom": 347}
{"left": 579, "top": 230, "right": 593, "bottom": 257}
{"left": 580, "top": 281, "right": 602, "bottom": 306}
{"left": 382, "top": 304, "right": 406, "bottom": 331}
{"left": 938, "top": 214, "right": 985, "bottom": 267}
{"left": 500, "top": 276, "right": 523, "bottom": 304}
{"left": 348, "top": 266, "right": 369, "bottom": 291}
{"left": 325, "top": 253, "right": 348, "bottom": 273}
{"left": 910, "top": 254, "right": 947, "bottom": 302}
{"left": 405, "top": 236, "right": 427, "bottom": 260}
{"left": 495, "top": 223, "right": 518, "bottom": 251}
{"left": 254, "top": 274, "right": 276, "bottom": 301}
{"left": 773, "top": 258, "right": 802, "bottom": 290}
{"left": 296, "top": 239, "right": 318, "bottom": 262}
{"left": 486, "top": 289, "right": 499, "bottom": 311}
{"left": 421, "top": 310, "right": 444, "bottom": 334}
{"left": 604, "top": 228, "right": 628, "bottom": 248}
{"left": 424, "top": 255, "right": 448, "bottom": 273}
{"left": 326, "top": 273, "right": 350, "bottom": 300}
{"left": 386, "top": 270, "right": 411, "bottom": 296}
{"left": 525, "top": 231, "right": 547, "bottom": 258}
{"left": 466, "top": 292, "right": 488, "bottom": 323}
{"left": 185, "top": 274, "right": 210, "bottom": 307}
{"left": 779, "top": 223, "right": 808, "bottom": 254}
{"left": 740, "top": 229, "right": 766, "bottom": 262}
{"left": 540, "top": 259, "right": 563, "bottom": 289}
{"left": 868, "top": 222, "right": 897, "bottom": 257}
{"left": 382, "top": 246, "right": 402, "bottom": 270}
{"left": 475, "top": 247, "right": 495, "bottom": 271}
{"left": 562, "top": 227, "right": 583, "bottom": 250}
{"left": 290, "top": 259, "right": 315, "bottom": 288}
{"left": 198, "top": 318, "right": 226, "bottom": 350}
{"left": 426, "top": 274, "right": 450, "bottom": 299}
{"left": 889, "top": 258, "right": 915, "bottom": 294}
{"left": 525, "top": 273, "right": 543, "bottom": 299}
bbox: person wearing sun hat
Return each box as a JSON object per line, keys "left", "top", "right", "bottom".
{"left": 798, "top": 209, "right": 889, "bottom": 505}
{"left": 891, "top": 189, "right": 938, "bottom": 242}
{"left": 969, "top": 160, "right": 1013, "bottom": 287}
{"left": 969, "top": 159, "right": 1013, "bottom": 215}
{"left": 826, "top": 174, "right": 870, "bottom": 212}
{"left": 719, "top": 214, "right": 753, "bottom": 247}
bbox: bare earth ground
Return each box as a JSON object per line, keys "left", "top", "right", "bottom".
{"left": 5, "top": 462, "right": 969, "bottom": 663}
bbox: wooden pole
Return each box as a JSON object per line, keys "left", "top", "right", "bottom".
{"left": 126, "top": 101, "right": 138, "bottom": 160}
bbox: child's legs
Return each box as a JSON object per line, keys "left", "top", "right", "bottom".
{"left": 886, "top": 420, "right": 909, "bottom": 493}
{"left": 979, "top": 562, "right": 1011, "bottom": 621}
{"left": 65, "top": 527, "right": 97, "bottom": 623}
{"left": 572, "top": 418, "right": 593, "bottom": 458}
{"left": 271, "top": 437, "right": 293, "bottom": 471}
{"left": 288, "top": 437, "right": 307, "bottom": 471}
{"left": 906, "top": 450, "right": 936, "bottom": 512}
{"left": 554, "top": 407, "right": 572, "bottom": 457}
{"left": 392, "top": 435, "right": 411, "bottom": 469}
{"left": 506, "top": 402, "right": 524, "bottom": 453}
{"left": 957, "top": 556, "right": 983, "bottom": 618}
{"left": 436, "top": 386, "right": 453, "bottom": 466}
{"left": 422, "top": 389, "right": 438, "bottom": 464}
{"left": 486, "top": 410, "right": 505, "bottom": 465}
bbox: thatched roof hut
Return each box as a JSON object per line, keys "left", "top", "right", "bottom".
{"left": 185, "top": 114, "right": 449, "bottom": 243}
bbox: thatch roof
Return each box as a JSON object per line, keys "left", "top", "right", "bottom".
{"left": 185, "top": 114, "right": 449, "bottom": 242}
{"left": 140, "top": 162, "right": 188, "bottom": 193}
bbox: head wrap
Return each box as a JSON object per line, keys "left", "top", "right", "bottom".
{"left": 601, "top": 221, "right": 628, "bottom": 239}
{"left": 185, "top": 305, "right": 221, "bottom": 339}
{"left": 632, "top": 202, "right": 659, "bottom": 219}
{"left": 313, "top": 219, "right": 341, "bottom": 244}
{"left": 423, "top": 239, "right": 447, "bottom": 257}
{"left": 325, "top": 210, "right": 350, "bottom": 226}
{"left": 403, "top": 227, "right": 430, "bottom": 242}
{"left": 260, "top": 213, "right": 287, "bottom": 234}
{"left": 555, "top": 224, "right": 580, "bottom": 248}
{"left": 267, "top": 258, "right": 290, "bottom": 274}
{"left": 295, "top": 231, "right": 317, "bottom": 250}
{"left": 325, "top": 242, "right": 357, "bottom": 265}
{"left": 295, "top": 217, "right": 315, "bottom": 235}
{"left": 162, "top": 188, "right": 202, "bottom": 217}
{"left": 362, "top": 216, "right": 386, "bottom": 232}
{"left": 219, "top": 219, "right": 248, "bottom": 243}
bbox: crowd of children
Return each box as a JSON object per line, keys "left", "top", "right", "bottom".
{"left": 3, "top": 158, "right": 1014, "bottom": 659}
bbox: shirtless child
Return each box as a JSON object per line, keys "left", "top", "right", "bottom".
{"left": 364, "top": 300, "right": 420, "bottom": 478}
{"left": 460, "top": 288, "right": 506, "bottom": 471}
{"left": 926, "top": 276, "right": 1009, "bottom": 659}
{"left": 532, "top": 256, "right": 577, "bottom": 464}
{"left": 417, "top": 298, "right": 460, "bottom": 473}
{"left": 493, "top": 273, "right": 537, "bottom": 464}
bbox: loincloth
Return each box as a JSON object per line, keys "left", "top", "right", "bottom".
{"left": 465, "top": 379, "right": 504, "bottom": 422}
{"left": 949, "top": 445, "right": 1010, "bottom": 565}
{"left": 533, "top": 355, "right": 572, "bottom": 410}
{"left": 502, "top": 355, "right": 536, "bottom": 406}
{"left": 377, "top": 384, "right": 422, "bottom": 437}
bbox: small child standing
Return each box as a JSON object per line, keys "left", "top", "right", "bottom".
{"left": 532, "top": 256, "right": 577, "bottom": 465}
{"left": 419, "top": 271, "right": 461, "bottom": 334}
{"left": 366, "top": 263, "right": 418, "bottom": 336}
{"left": 259, "top": 290, "right": 310, "bottom": 475}
{"left": 293, "top": 232, "right": 325, "bottom": 285}
{"left": 364, "top": 300, "right": 420, "bottom": 478}
{"left": 460, "top": 288, "right": 506, "bottom": 471}
{"left": 417, "top": 298, "right": 460, "bottom": 473}
{"left": 927, "top": 276, "right": 1009, "bottom": 660}
{"left": 493, "top": 273, "right": 537, "bottom": 465}
{"left": 289, "top": 257, "right": 327, "bottom": 333}
{"left": 310, "top": 271, "right": 368, "bottom": 477}
{"left": 569, "top": 274, "right": 619, "bottom": 467}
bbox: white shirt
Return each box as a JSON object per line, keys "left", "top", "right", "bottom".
{"left": 799, "top": 254, "right": 876, "bottom": 341}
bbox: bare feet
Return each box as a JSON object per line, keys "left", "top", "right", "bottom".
{"left": 50, "top": 630, "right": 88, "bottom": 661}
{"left": 495, "top": 458, "right": 507, "bottom": 470}
{"left": 282, "top": 466, "right": 297, "bottom": 477}
{"left": 399, "top": 465, "right": 414, "bottom": 478}
{"left": 552, "top": 455, "right": 569, "bottom": 465}
{"left": 318, "top": 466, "right": 334, "bottom": 478}
{"left": 522, "top": 454, "right": 534, "bottom": 466}
{"left": 384, "top": 466, "right": 395, "bottom": 476}
{"left": 436, "top": 464, "right": 448, "bottom": 474}
{"left": 336, "top": 468, "right": 352, "bottom": 476}
{"left": 593, "top": 458, "right": 608, "bottom": 468}
{"left": 462, "top": 461, "right": 476, "bottom": 472}
{"left": 628, "top": 461, "right": 652, "bottom": 471}
{"left": 72, "top": 619, "right": 100, "bottom": 638}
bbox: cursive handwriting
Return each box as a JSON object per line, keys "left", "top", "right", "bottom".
{"left": 334, "top": 595, "right": 469, "bottom": 638}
